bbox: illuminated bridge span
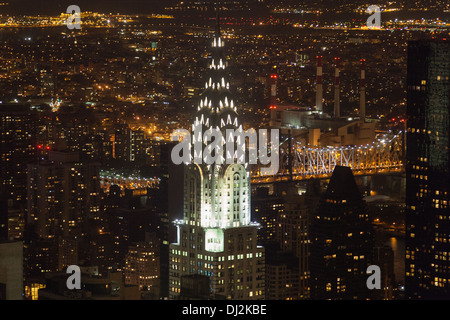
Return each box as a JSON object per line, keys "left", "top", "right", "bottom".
{"left": 251, "top": 132, "right": 405, "bottom": 184}
{"left": 100, "top": 170, "right": 160, "bottom": 192}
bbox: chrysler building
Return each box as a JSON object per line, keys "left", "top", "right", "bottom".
{"left": 169, "top": 10, "right": 265, "bottom": 300}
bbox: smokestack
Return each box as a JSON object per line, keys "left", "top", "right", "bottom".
{"left": 334, "top": 57, "right": 340, "bottom": 118}
{"left": 269, "top": 73, "right": 278, "bottom": 109}
{"left": 315, "top": 55, "right": 323, "bottom": 112}
{"left": 360, "top": 59, "right": 366, "bottom": 121}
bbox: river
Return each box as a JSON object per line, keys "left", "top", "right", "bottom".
{"left": 385, "top": 236, "right": 405, "bottom": 285}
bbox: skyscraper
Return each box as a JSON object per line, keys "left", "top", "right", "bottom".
{"left": 252, "top": 184, "right": 310, "bottom": 299}
{"left": 0, "top": 104, "right": 37, "bottom": 203}
{"left": 310, "top": 166, "right": 374, "bottom": 300}
{"left": 25, "top": 149, "right": 101, "bottom": 282}
{"left": 27, "top": 150, "right": 101, "bottom": 239}
{"left": 169, "top": 12, "right": 265, "bottom": 300}
{"left": 124, "top": 236, "right": 160, "bottom": 291}
{"left": 405, "top": 40, "right": 450, "bottom": 299}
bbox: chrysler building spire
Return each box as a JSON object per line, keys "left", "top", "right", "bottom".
{"left": 215, "top": 1, "right": 220, "bottom": 37}
{"left": 190, "top": 6, "right": 249, "bottom": 228}
{"left": 197, "top": 4, "right": 235, "bottom": 117}
{"left": 169, "top": 8, "right": 265, "bottom": 300}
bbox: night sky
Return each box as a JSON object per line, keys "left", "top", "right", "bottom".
{"left": 2, "top": 0, "right": 177, "bottom": 15}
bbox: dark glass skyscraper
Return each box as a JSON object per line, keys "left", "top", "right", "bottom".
{"left": 405, "top": 40, "right": 450, "bottom": 299}
{"left": 310, "top": 166, "right": 374, "bottom": 300}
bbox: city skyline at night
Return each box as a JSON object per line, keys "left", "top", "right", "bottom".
{"left": 0, "top": 0, "right": 449, "bottom": 306}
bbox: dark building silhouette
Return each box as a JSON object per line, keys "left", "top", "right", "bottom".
{"left": 0, "top": 196, "right": 7, "bottom": 240}
{"left": 252, "top": 187, "right": 283, "bottom": 244}
{"left": 178, "top": 274, "right": 227, "bottom": 300}
{"left": 310, "top": 166, "right": 374, "bottom": 299}
{"left": 253, "top": 183, "right": 310, "bottom": 299}
{"left": 405, "top": 40, "right": 450, "bottom": 299}
{"left": 38, "top": 270, "right": 140, "bottom": 300}
{"left": 265, "top": 244, "right": 300, "bottom": 300}
{"left": 88, "top": 188, "right": 161, "bottom": 275}
{"left": 24, "top": 238, "right": 59, "bottom": 279}
{"left": 27, "top": 150, "right": 101, "bottom": 239}
{"left": 0, "top": 240, "right": 23, "bottom": 300}
{"left": 372, "top": 245, "right": 396, "bottom": 300}
{"left": 0, "top": 104, "right": 37, "bottom": 203}
{"left": 179, "top": 275, "right": 211, "bottom": 300}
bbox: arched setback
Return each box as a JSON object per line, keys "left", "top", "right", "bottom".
{"left": 196, "top": 163, "right": 251, "bottom": 229}
{"left": 222, "top": 164, "right": 251, "bottom": 228}
{"left": 184, "top": 163, "right": 203, "bottom": 225}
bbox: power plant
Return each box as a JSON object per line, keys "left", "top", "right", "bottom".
{"left": 268, "top": 55, "right": 375, "bottom": 148}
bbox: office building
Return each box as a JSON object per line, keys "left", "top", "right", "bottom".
{"left": 27, "top": 150, "right": 101, "bottom": 239}
{"left": 310, "top": 166, "right": 374, "bottom": 299}
{"left": 0, "top": 104, "right": 37, "bottom": 202}
{"left": 124, "top": 237, "right": 160, "bottom": 291}
{"left": 405, "top": 40, "right": 450, "bottom": 299}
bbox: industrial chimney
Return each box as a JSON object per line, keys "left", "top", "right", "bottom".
{"left": 334, "top": 57, "right": 340, "bottom": 118}
{"left": 315, "top": 56, "right": 323, "bottom": 113}
{"left": 359, "top": 59, "right": 366, "bottom": 121}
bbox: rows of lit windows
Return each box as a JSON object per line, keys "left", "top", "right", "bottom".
{"left": 411, "top": 165, "right": 428, "bottom": 170}
{"left": 433, "top": 277, "right": 449, "bottom": 288}
{"left": 432, "top": 198, "right": 448, "bottom": 208}
{"left": 434, "top": 252, "right": 450, "bottom": 260}
{"left": 411, "top": 174, "right": 428, "bottom": 180}
{"left": 325, "top": 199, "right": 347, "bottom": 204}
